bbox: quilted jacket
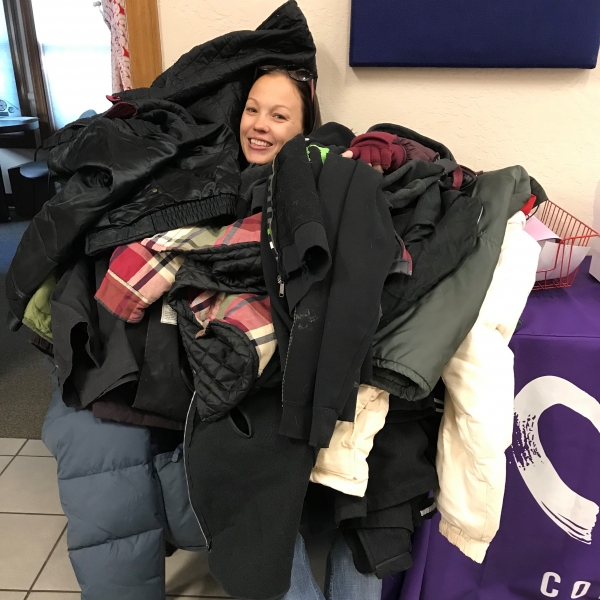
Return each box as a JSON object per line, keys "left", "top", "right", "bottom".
{"left": 168, "top": 225, "right": 276, "bottom": 423}
{"left": 5, "top": 0, "right": 316, "bottom": 330}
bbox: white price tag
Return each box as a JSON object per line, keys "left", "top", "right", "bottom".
{"left": 161, "top": 297, "right": 178, "bottom": 325}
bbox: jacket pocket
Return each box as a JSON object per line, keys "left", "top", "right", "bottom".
{"left": 228, "top": 406, "right": 253, "bottom": 438}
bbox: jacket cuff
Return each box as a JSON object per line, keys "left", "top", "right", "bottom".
{"left": 438, "top": 518, "right": 489, "bottom": 564}
{"left": 278, "top": 405, "right": 340, "bottom": 450}
{"left": 309, "top": 407, "right": 340, "bottom": 449}
{"left": 309, "top": 467, "right": 368, "bottom": 497}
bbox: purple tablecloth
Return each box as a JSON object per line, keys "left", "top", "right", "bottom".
{"left": 385, "top": 259, "right": 600, "bottom": 600}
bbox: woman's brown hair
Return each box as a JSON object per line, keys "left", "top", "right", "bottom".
{"left": 255, "top": 68, "right": 322, "bottom": 134}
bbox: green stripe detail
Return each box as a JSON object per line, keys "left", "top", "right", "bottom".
{"left": 306, "top": 144, "right": 330, "bottom": 164}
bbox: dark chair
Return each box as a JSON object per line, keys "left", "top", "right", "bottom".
{"left": 8, "top": 160, "right": 52, "bottom": 219}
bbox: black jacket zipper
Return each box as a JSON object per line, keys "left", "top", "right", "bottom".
{"left": 267, "top": 161, "right": 285, "bottom": 298}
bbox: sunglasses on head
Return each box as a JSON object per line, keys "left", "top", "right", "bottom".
{"left": 255, "top": 65, "right": 317, "bottom": 100}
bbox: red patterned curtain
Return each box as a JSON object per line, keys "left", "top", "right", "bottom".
{"left": 101, "top": 0, "right": 132, "bottom": 92}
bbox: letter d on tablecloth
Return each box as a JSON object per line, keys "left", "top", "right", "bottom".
{"left": 512, "top": 376, "right": 600, "bottom": 543}
{"left": 571, "top": 581, "right": 591, "bottom": 598}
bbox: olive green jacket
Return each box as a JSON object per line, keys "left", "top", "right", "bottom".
{"left": 370, "top": 165, "right": 533, "bottom": 399}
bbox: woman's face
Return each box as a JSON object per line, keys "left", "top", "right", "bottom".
{"left": 240, "top": 72, "right": 304, "bottom": 165}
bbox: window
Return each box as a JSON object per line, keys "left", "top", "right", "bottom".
{"left": 1, "top": 0, "right": 162, "bottom": 146}
{"left": 1, "top": 0, "right": 111, "bottom": 144}
{"left": 29, "top": 0, "right": 111, "bottom": 128}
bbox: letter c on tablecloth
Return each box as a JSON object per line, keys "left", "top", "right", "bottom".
{"left": 512, "top": 376, "right": 600, "bottom": 543}
{"left": 541, "top": 572, "right": 561, "bottom": 597}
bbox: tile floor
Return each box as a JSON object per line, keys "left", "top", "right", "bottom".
{"left": 0, "top": 437, "right": 232, "bottom": 599}
{"left": 0, "top": 438, "right": 329, "bottom": 600}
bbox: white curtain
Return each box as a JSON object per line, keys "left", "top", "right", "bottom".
{"left": 101, "top": 0, "right": 132, "bottom": 93}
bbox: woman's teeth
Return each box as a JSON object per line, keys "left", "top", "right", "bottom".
{"left": 250, "top": 139, "right": 272, "bottom": 147}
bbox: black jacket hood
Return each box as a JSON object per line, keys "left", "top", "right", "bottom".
{"left": 119, "top": 0, "right": 317, "bottom": 135}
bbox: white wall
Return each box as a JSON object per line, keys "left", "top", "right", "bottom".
{"left": 156, "top": 0, "right": 600, "bottom": 226}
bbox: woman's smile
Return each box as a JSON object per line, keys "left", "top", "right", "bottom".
{"left": 248, "top": 137, "right": 274, "bottom": 149}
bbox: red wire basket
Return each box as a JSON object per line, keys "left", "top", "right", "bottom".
{"left": 532, "top": 200, "right": 598, "bottom": 290}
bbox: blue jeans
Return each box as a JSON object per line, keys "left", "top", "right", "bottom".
{"left": 282, "top": 533, "right": 382, "bottom": 600}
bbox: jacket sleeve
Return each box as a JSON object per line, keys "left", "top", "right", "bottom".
{"left": 310, "top": 385, "right": 390, "bottom": 497}
{"left": 436, "top": 211, "right": 540, "bottom": 562}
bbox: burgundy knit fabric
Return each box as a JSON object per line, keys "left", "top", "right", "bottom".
{"left": 348, "top": 132, "right": 440, "bottom": 172}
{"left": 349, "top": 132, "right": 406, "bottom": 172}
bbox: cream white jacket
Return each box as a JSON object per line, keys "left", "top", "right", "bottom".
{"left": 436, "top": 211, "right": 540, "bottom": 562}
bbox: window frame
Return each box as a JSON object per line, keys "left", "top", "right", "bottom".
{"left": 2, "top": 0, "right": 50, "bottom": 147}
{"left": 127, "top": 0, "right": 162, "bottom": 89}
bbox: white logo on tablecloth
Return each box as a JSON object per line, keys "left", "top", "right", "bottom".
{"left": 512, "top": 376, "right": 600, "bottom": 543}
{"left": 540, "top": 572, "right": 594, "bottom": 598}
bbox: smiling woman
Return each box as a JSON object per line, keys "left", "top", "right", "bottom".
{"left": 240, "top": 67, "right": 320, "bottom": 165}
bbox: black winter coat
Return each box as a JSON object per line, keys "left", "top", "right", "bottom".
{"left": 6, "top": 105, "right": 240, "bottom": 329}
{"left": 263, "top": 135, "right": 397, "bottom": 449}
{"left": 6, "top": 0, "right": 316, "bottom": 329}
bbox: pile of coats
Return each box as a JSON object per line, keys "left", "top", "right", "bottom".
{"left": 5, "top": 2, "right": 544, "bottom": 599}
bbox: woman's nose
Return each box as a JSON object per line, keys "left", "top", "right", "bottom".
{"left": 253, "top": 116, "right": 269, "bottom": 132}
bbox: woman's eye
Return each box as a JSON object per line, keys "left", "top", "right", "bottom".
{"left": 274, "top": 114, "right": 286, "bottom": 120}
{"left": 245, "top": 106, "right": 257, "bottom": 113}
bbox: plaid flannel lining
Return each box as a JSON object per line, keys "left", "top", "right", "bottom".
{"left": 95, "top": 214, "right": 263, "bottom": 323}
{"left": 95, "top": 243, "right": 185, "bottom": 323}
{"left": 141, "top": 213, "right": 262, "bottom": 252}
{"left": 95, "top": 213, "right": 276, "bottom": 374}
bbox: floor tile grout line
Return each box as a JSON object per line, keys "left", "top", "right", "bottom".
{"left": 16, "top": 438, "right": 31, "bottom": 457}
{"left": 0, "top": 590, "right": 81, "bottom": 595}
{"left": 0, "top": 512, "right": 65, "bottom": 516}
{"left": 0, "top": 438, "right": 29, "bottom": 458}
{"left": 18, "top": 437, "right": 52, "bottom": 458}
{"left": 0, "top": 450, "right": 57, "bottom": 483}
{"left": 0, "top": 454, "right": 18, "bottom": 477}
{"left": 16, "top": 454, "right": 54, "bottom": 458}
{"left": 24, "top": 592, "right": 81, "bottom": 599}
{"left": 0, "top": 589, "right": 224, "bottom": 597}
{"left": 5, "top": 455, "right": 55, "bottom": 459}
{"left": 0, "top": 440, "right": 28, "bottom": 473}
{"left": 26, "top": 521, "right": 69, "bottom": 596}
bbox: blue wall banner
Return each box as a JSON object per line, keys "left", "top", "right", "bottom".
{"left": 350, "top": 0, "right": 600, "bottom": 68}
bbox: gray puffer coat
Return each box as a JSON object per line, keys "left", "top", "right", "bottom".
{"left": 42, "top": 362, "right": 205, "bottom": 600}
